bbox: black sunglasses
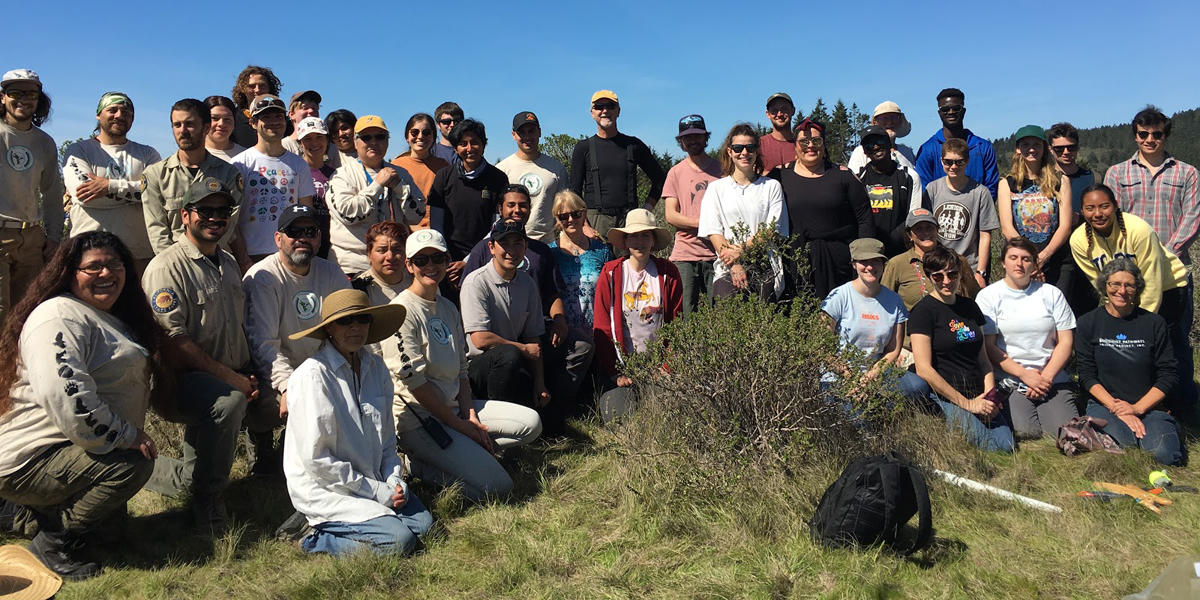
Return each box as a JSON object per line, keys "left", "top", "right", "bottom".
{"left": 729, "top": 143, "right": 758, "bottom": 154}
{"left": 357, "top": 133, "right": 388, "bottom": 143}
{"left": 283, "top": 225, "right": 319, "bottom": 239}
{"left": 438, "top": 118, "right": 459, "bottom": 126}
{"left": 1050, "top": 144, "right": 1078, "bottom": 154}
{"left": 409, "top": 252, "right": 450, "bottom": 267}
{"left": 941, "top": 158, "right": 967, "bottom": 167}
{"left": 556, "top": 209, "right": 585, "bottom": 222}
{"left": 1136, "top": 130, "right": 1165, "bottom": 140}
{"left": 592, "top": 102, "right": 617, "bottom": 111}
{"left": 187, "top": 205, "right": 233, "bottom": 220}
{"left": 335, "top": 314, "right": 373, "bottom": 326}
{"left": 409, "top": 128, "right": 433, "bottom": 138}
{"left": 938, "top": 105, "right": 965, "bottom": 114}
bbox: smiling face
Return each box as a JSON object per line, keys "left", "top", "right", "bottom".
{"left": 1002, "top": 246, "right": 1035, "bottom": 287}
{"left": 244, "top": 74, "right": 270, "bottom": 101}
{"left": 853, "top": 257, "right": 885, "bottom": 284}
{"left": 455, "top": 131, "right": 484, "bottom": 169}
{"left": 499, "top": 191, "right": 531, "bottom": 223}
{"left": 624, "top": 230, "right": 656, "bottom": 260}
{"left": 513, "top": 122, "right": 540, "bottom": 154}
{"left": 908, "top": 221, "right": 938, "bottom": 253}
{"left": 1081, "top": 190, "right": 1116, "bottom": 235}
{"left": 591, "top": 101, "right": 619, "bottom": 129}
{"left": 862, "top": 135, "right": 891, "bottom": 163}
{"left": 71, "top": 247, "right": 126, "bottom": 312}
{"left": 926, "top": 265, "right": 960, "bottom": 298}
{"left": 873, "top": 112, "right": 902, "bottom": 136}
{"left": 794, "top": 126, "right": 825, "bottom": 167}
{"left": 937, "top": 96, "right": 965, "bottom": 128}
{"left": 355, "top": 127, "right": 390, "bottom": 165}
{"left": 368, "top": 234, "right": 405, "bottom": 282}
{"left": 1, "top": 82, "right": 40, "bottom": 124}
{"left": 727, "top": 134, "right": 758, "bottom": 173}
{"left": 289, "top": 100, "right": 318, "bottom": 125}
{"left": 765, "top": 99, "right": 794, "bottom": 131}
{"left": 97, "top": 103, "right": 133, "bottom": 138}
{"left": 677, "top": 133, "right": 707, "bottom": 157}
{"left": 1049, "top": 135, "right": 1078, "bottom": 168}
{"left": 407, "top": 119, "right": 435, "bottom": 155}
{"left": 941, "top": 151, "right": 966, "bottom": 176}
{"left": 332, "top": 121, "right": 355, "bottom": 153}
{"left": 299, "top": 132, "right": 328, "bottom": 159}
{"left": 1105, "top": 269, "right": 1138, "bottom": 310}
{"left": 1135, "top": 124, "right": 1166, "bottom": 157}
{"left": 208, "top": 105, "right": 235, "bottom": 144}
{"left": 406, "top": 248, "right": 449, "bottom": 287}
{"left": 489, "top": 234, "right": 527, "bottom": 271}
{"left": 277, "top": 217, "right": 318, "bottom": 267}
{"left": 252, "top": 109, "right": 287, "bottom": 142}
{"left": 1017, "top": 137, "right": 1044, "bottom": 167}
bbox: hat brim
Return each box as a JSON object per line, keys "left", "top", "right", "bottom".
{"left": 0, "top": 545, "right": 62, "bottom": 600}
{"left": 676, "top": 128, "right": 709, "bottom": 138}
{"left": 288, "top": 303, "right": 407, "bottom": 345}
{"left": 851, "top": 252, "right": 887, "bottom": 262}
{"left": 608, "top": 226, "right": 672, "bottom": 252}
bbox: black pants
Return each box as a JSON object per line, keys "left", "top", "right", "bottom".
{"left": 468, "top": 345, "right": 532, "bottom": 405}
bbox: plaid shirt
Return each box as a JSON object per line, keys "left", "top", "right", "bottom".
{"left": 1105, "top": 153, "right": 1200, "bottom": 260}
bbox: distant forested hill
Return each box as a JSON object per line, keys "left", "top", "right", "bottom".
{"left": 993, "top": 107, "right": 1200, "bottom": 176}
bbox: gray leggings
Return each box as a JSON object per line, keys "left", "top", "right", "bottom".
{"left": 1003, "top": 381, "right": 1079, "bottom": 440}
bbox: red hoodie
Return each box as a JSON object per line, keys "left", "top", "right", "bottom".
{"left": 592, "top": 256, "right": 683, "bottom": 377}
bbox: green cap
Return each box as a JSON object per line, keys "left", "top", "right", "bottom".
{"left": 183, "top": 177, "right": 237, "bottom": 207}
{"left": 1013, "top": 124, "right": 1046, "bottom": 143}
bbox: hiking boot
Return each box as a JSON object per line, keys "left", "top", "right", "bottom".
{"left": 191, "top": 495, "right": 229, "bottom": 537}
{"left": 249, "top": 430, "right": 282, "bottom": 477}
{"left": 28, "top": 530, "right": 101, "bottom": 581}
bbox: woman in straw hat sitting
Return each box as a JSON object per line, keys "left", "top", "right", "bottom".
{"left": 283, "top": 289, "right": 432, "bottom": 556}
{"left": 592, "top": 209, "right": 683, "bottom": 422}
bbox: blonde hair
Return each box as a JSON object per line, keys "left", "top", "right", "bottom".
{"left": 1008, "top": 138, "right": 1060, "bottom": 200}
{"left": 552, "top": 190, "right": 586, "bottom": 231}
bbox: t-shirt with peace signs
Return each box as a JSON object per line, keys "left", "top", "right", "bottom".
{"left": 232, "top": 147, "right": 316, "bottom": 255}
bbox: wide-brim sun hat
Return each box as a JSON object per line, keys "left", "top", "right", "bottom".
{"left": 288, "top": 289, "right": 406, "bottom": 345}
{"left": 0, "top": 544, "right": 62, "bottom": 600}
{"left": 607, "top": 208, "right": 671, "bottom": 252}
{"left": 872, "top": 100, "right": 912, "bottom": 138}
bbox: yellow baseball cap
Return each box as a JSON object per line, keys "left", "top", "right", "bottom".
{"left": 590, "top": 90, "right": 619, "bottom": 105}
{"left": 354, "top": 115, "right": 388, "bottom": 133}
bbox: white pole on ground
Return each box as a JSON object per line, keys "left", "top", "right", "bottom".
{"left": 932, "top": 469, "right": 1064, "bottom": 514}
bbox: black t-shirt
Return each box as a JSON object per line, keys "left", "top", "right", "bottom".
{"left": 857, "top": 161, "right": 915, "bottom": 256}
{"left": 907, "top": 294, "right": 987, "bottom": 397}
{"left": 569, "top": 133, "right": 666, "bottom": 212}
{"left": 428, "top": 164, "right": 509, "bottom": 260}
{"left": 1075, "top": 306, "right": 1177, "bottom": 404}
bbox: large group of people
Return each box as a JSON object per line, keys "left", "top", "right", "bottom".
{"left": 0, "top": 63, "right": 1196, "bottom": 580}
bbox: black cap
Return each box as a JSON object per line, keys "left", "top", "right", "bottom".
{"left": 489, "top": 218, "right": 526, "bottom": 242}
{"left": 512, "top": 111, "right": 539, "bottom": 131}
{"left": 860, "top": 125, "right": 892, "bottom": 148}
{"left": 676, "top": 114, "right": 708, "bottom": 137}
{"left": 277, "top": 204, "right": 316, "bottom": 232}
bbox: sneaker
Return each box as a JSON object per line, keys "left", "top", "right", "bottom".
{"left": 28, "top": 530, "right": 101, "bottom": 581}
{"left": 274, "top": 510, "right": 313, "bottom": 546}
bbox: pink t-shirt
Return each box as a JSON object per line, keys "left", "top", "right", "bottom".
{"left": 662, "top": 157, "right": 721, "bottom": 262}
{"left": 759, "top": 133, "right": 796, "bottom": 174}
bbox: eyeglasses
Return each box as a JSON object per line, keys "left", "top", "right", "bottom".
{"left": 3, "top": 89, "right": 39, "bottom": 101}
{"left": 334, "top": 314, "right": 373, "bottom": 326}
{"left": 283, "top": 225, "right": 319, "bottom": 239}
{"left": 437, "top": 118, "right": 459, "bottom": 126}
{"left": 592, "top": 102, "right": 617, "bottom": 111}
{"left": 729, "top": 143, "right": 759, "bottom": 154}
{"left": 77, "top": 261, "right": 126, "bottom": 276}
{"left": 1135, "top": 130, "right": 1165, "bottom": 140}
{"left": 928, "top": 270, "right": 959, "bottom": 282}
{"left": 408, "top": 128, "right": 433, "bottom": 138}
{"left": 937, "top": 105, "right": 965, "bottom": 115}
{"left": 798, "top": 137, "right": 824, "bottom": 148}
{"left": 941, "top": 158, "right": 967, "bottom": 167}
{"left": 556, "top": 209, "right": 585, "bottom": 223}
{"left": 186, "top": 205, "right": 234, "bottom": 220}
{"left": 1050, "top": 144, "right": 1078, "bottom": 154}
{"left": 409, "top": 252, "right": 450, "bottom": 267}
{"left": 1105, "top": 281, "right": 1138, "bottom": 291}
{"left": 357, "top": 133, "right": 388, "bottom": 143}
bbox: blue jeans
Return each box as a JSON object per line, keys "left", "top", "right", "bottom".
{"left": 897, "top": 371, "right": 1015, "bottom": 453}
{"left": 301, "top": 494, "right": 433, "bottom": 556}
{"left": 1085, "top": 401, "right": 1184, "bottom": 466}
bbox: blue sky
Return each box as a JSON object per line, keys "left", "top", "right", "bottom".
{"left": 11, "top": 0, "right": 1198, "bottom": 163}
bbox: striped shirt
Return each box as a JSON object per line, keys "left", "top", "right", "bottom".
{"left": 1104, "top": 153, "right": 1200, "bottom": 261}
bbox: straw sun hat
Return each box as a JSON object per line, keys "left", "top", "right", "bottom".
{"left": 288, "top": 289, "right": 406, "bottom": 344}
{"left": 0, "top": 545, "right": 61, "bottom": 600}
{"left": 607, "top": 208, "right": 671, "bottom": 252}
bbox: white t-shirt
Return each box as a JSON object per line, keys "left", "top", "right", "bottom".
{"left": 821, "top": 281, "right": 908, "bottom": 363}
{"left": 206, "top": 143, "right": 246, "bottom": 164}
{"left": 621, "top": 260, "right": 663, "bottom": 353}
{"left": 232, "top": 147, "right": 316, "bottom": 255}
{"left": 976, "top": 280, "right": 1076, "bottom": 384}
{"left": 697, "top": 175, "right": 787, "bottom": 295}
{"left": 495, "top": 153, "right": 568, "bottom": 243}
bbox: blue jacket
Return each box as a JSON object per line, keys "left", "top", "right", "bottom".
{"left": 913, "top": 128, "right": 999, "bottom": 200}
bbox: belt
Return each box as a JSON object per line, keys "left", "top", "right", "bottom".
{"left": 0, "top": 219, "right": 35, "bottom": 230}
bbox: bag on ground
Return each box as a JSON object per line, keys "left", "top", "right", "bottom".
{"left": 1057, "top": 416, "right": 1123, "bottom": 457}
{"left": 809, "top": 451, "right": 932, "bottom": 555}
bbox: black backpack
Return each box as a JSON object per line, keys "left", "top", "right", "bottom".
{"left": 809, "top": 451, "right": 932, "bottom": 555}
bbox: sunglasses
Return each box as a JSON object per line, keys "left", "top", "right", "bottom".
{"left": 729, "top": 143, "right": 758, "bottom": 154}
{"left": 1050, "top": 144, "right": 1078, "bottom": 154}
{"left": 283, "top": 225, "right": 318, "bottom": 239}
{"left": 937, "top": 105, "right": 965, "bottom": 114}
{"left": 357, "top": 133, "right": 389, "bottom": 143}
{"left": 3, "top": 89, "right": 39, "bottom": 101}
{"left": 556, "top": 209, "right": 585, "bottom": 222}
{"left": 408, "top": 128, "right": 433, "bottom": 138}
{"left": 437, "top": 118, "right": 459, "bottom": 126}
{"left": 592, "top": 102, "right": 617, "bottom": 111}
{"left": 863, "top": 140, "right": 890, "bottom": 151}
{"left": 928, "top": 270, "right": 960, "bottom": 282}
{"left": 187, "top": 205, "right": 234, "bottom": 220}
{"left": 409, "top": 252, "right": 450, "bottom": 267}
{"left": 335, "top": 313, "right": 373, "bottom": 326}
{"left": 1135, "top": 130, "right": 1165, "bottom": 140}
{"left": 798, "top": 137, "right": 824, "bottom": 148}
{"left": 77, "top": 260, "right": 126, "bottom": 276}
{"left": 941, "top": 158, "right": 967, "bottom": 167}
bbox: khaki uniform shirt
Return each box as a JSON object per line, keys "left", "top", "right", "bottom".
{"left": 142, "top": 235, "right": 250, "bottom": 369}
{"left": 140, "top": 150, "right": 244, "bottom": 254}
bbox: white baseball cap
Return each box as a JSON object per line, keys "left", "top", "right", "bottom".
{"left": 405, "top": 229, "right": 448, "bottom": 258}
{"left": 296, "top": 116, "right": 328, "bottom": 139}
{"left": 1, "top": 69, "right": 41, "bottom": 90}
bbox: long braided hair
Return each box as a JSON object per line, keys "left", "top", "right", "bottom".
{"left": 1081, "top": 183, "right": 1127, "bottom": 260}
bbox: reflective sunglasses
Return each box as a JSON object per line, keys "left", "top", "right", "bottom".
{"left": 556, "top": 209, "right": 585, "bottom": 223}
{"left": 928, "top": 270, "right": 960, "bottom": 282}
{"left": 77, "top": 261, "right": 126, "bottom": 276}
{"left": 187, "top": 205, "right": 234, "bottom": 220}
{"left": 941, "top": 158, "right": 967, "bottom": 167}
{"left": 357, "top": 133, "right": 389, "bottom": 143}
{"left": 729, "top": 143, "right": 758, "bottom": 154}
{"left": 937, "top": 104, "right": 965, "bottom": 114}
{"left": 798, "top": 137, "right": 824, "bottom": 148}
{"left": 1135, "top": 130, "right": 1165, "bottom": 140}
{"left": 335, "top": 314, "right": 373, "bottom": 326}
{"left": 409, "top": 252, "right": 450, "bottom": 267}
{"left": 283, "top": 225, "right": 319, "bottom": 239}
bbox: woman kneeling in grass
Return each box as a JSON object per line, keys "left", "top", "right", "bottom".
{"left": 285, "top": 289, "right": 432, "bottom": 556}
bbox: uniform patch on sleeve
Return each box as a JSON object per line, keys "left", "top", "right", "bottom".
{"left": 139, "top": 175, "right": 147, "bottom": 193}
{"left": 235, "top": 174, "right": 245, "bottom": 191}
{"left": 151, "top": 288, "right": 180, "bottom": 313}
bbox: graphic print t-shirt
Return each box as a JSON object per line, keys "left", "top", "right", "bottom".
{"left": 1006, "top": 176, "right": 1057, "bottom": 247}
{"left": 621, "top": 260, "right": 663, "bottom": 353}
{"left": 907, "top": 294, "right": 987, "bottom": 398}
{"left": 922, "top": 176, "right": 998, "bottom": 269}
{"left": 232, "top": 148, "right": 316, "bottom": 255}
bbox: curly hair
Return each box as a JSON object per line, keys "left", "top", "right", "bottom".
{"left": 1096, "top": 257, "right": 1145, "bottom": 306}
{"left": 231, "top": 65, "right": 282, "bottom": 110}
{"left": 0, "top": 90, "right": 52, "bottom": 127}
{"left": 0, "top": 232, "right": 171, "bottom": 416}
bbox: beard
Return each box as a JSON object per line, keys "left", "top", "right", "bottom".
{"left": 284, "top": 246, "right": 314, "bottom": 267}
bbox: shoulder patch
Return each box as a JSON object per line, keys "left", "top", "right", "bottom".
{"left": 151, "top": 288, "right": 180, "bottom": 313}
{"left": 235, "top": 173, "right": 245, "bottom": 191}
{"left": 139, "top": 175, "right": 147, "bottom": 193}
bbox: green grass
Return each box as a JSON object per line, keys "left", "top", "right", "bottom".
{"left": 7, "top": 414, "right": 1200, "bottom": 599}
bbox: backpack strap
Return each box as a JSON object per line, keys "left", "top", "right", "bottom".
{"left": 903, "top": 467, "right": 933, "bottom": 555}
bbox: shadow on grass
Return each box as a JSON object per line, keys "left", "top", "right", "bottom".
{"left": 907, "top": 536, "right": 969, "bottom": 569}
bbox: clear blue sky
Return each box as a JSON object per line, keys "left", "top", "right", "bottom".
{"left": 11, "top": 0, "right": 1198, "bottom": 163}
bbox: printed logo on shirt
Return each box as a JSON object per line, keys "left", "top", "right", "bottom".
{"left": 519, "top": 172, "right": 545, "bottom": 196}
{"left": 948, "top": 319, "right": 976, "bottom": 342}
{"left": 933, "top": 201, "right": 971, "bottom": 241}
{"left": 1090, "top": 251, "right": 1137, "bottom": 270}
{"left": 428, "top": 317, "right": 452, "bottom": 345}
{"left": 860, "top": 313, "right": 880, "bottom": 321}
{"left": 294, "top": 291, "right": 319, "bottom": 320}
{"left": 151, "top": 288, "right": 180, "bottom": 313}
{"left": 867, "top": 185, "right": 893, "bottom": 213}
{"left": 1099, "top": 334, "right": 1146, "bottom": 350}
{"left": 1012, "top": 185, "right": 1055, "bottom": 244}
{"left": 5, "top": 145, "right": 33, "bottom": 172}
